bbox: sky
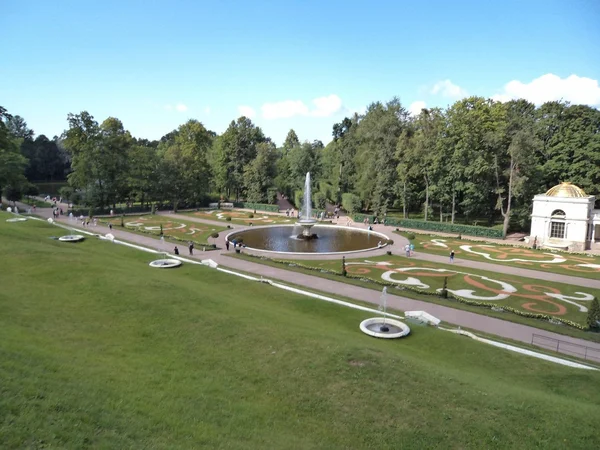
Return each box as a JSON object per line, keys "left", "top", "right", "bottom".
{"left": 1, "top": 0, "right": 599, "bottom": 146}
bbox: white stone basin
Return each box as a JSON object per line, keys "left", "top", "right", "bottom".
{"left": 149, "top": 259, "right": 182, "bottom": 268}
{"left": 359, "top": 317, "right": 411, "bottom": 339}
{"left": 58, "top": 235, "right": 85, "bottom": 242}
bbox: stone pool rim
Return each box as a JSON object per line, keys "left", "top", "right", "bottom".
{"left": 225, "top": 224, "right": 390, "bottom": 256}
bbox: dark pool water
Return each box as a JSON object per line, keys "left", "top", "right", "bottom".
{"left": 229, "top": 225, "right": 385, "bottom": 253}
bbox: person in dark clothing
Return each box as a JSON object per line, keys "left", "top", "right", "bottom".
{"left": 225, "top": 240, "right": 230, "bottom": 250}
{"left": 450, "top": 250, "right": 455, "bottom": 263}
{"left": 174, "top": 246, "right": 179, "bottom": 255}
{"left": 188, "top": 242, "right": 194, "bottom": 255}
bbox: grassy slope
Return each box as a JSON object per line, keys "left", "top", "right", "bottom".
{"left": 229, "top": 253, "right": 600, "bottom": 343}
{"left": 395, "top": 231, "right": 600, "bottom": 280}
{"left": 2, "top": 213, "right": 600, "bottom": 449}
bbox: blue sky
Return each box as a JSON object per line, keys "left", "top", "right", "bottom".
{"left": 1, "top": 0, "right": 599, "bottom": 145}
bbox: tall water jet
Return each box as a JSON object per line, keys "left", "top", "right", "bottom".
{"left": 296, "top": 172, "right": 317, "bottom": 239}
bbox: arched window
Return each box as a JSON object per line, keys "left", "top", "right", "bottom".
{"left": 551, "top": 209, "right": 566, "bottom": 217}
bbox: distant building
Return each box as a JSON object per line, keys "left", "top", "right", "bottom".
{"left": 530, "top": 182, "right": 600, "bottom": 252}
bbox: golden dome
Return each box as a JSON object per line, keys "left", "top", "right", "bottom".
{"left": 545, "top": 182, "right": 587, "bottom": 198}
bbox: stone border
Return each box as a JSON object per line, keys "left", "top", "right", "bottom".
{"left": 359, "top": 317, "right": 411, "bottom": 339}
{"left": 149, "top": 259, "right": 183, "bottom": 268}
{"left": 58, "top": 235, "right": 86, "bottom": 242}
{"left": 6, "top": 217, "right": 27, "bottom": 222}
{"left": 226, "top": 224, "right": 390, "bottom": 256}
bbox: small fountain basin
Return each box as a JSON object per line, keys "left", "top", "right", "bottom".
{"left": 58, "top": 235, "right": 86, "bottom": 242}
{"left": 149, "top": 259, "right": 182, "bottom": 268}
{"left": 360, "top": 317, "right": 410, "bottom": 339}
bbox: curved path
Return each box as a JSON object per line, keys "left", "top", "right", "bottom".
{"left": 12, "top": 203, "right": 599, "bottom": 360}
{"left": 166, "top": 212, "right": 600, "bottom": 289}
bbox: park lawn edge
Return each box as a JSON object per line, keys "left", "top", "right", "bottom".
{"left": 225, "top": 253, "right": 600, "bottom": 344}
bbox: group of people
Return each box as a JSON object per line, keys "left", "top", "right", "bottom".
{"left": 285, "top": 209, "right": 296, "bottom": 217}
{"left": 173, "top": 242, "right": 195, "bottom": 256}
{"left": 51, "top": 207, "right": 63, "bottom": 219}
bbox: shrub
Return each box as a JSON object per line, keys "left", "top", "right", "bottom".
{"left": 294, "top": 190, "right": 304, "bottom": 210}
{"left": 233, "top": 202, "right": 279, "bottom": 212}
{"left": 248, "top": 213, "right": 254, "bottom": 219}
{"left": 356, "top": 216, "right": 503, "bottom": 239}
{"left": 587, "top": 298, "right": 600, "bottom": 330}
{"left": 341, "top": 193, "right": 361, "bottom": 215}
{"left": 313, "top": 191, "right": 327, "bottom": 210}
{"left": 225, "top": 216, "right": 232, "bottom": 222}
{"left": 406, "top": 233, "right": 416, "bottom": 241}
{"left": 210, "top": 232, "right": 219, "bottom": 239}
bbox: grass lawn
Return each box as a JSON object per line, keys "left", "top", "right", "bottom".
{"left": 184, "top": 209, "right": 323, "bottom": 226}
{"left": 229, "top": 253, "right": 600, "bottom": 343}
{"left": 395, "top": 231, "right": 600, "bottom": 280}
{"left": 99, "top": 214, "right": 227, "bottom": 248}
{"left": 2, "top": 212, "right": 600, "bottom": 449}
{"left": 238, "top": 254, "right": 599, "bottom": 325}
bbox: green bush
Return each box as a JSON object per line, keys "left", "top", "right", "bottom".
{"left": 341, "top": 193, "right": 361, "bottom": 215}
{"left": 294, "top": 190, "right": 304, "bottom": 210}
{"left": 354, "top": 216, "right": 503, "bottom": 239}
{"left": 248, "top": 213, "right": 254, "bottom": 218}
{"left": 225, "top": 216, "right": 232, "bottom": 222}
{"left": 313, "top": 191, "right": 327, "bottom": 210}
{"left": 406, "top": 233, "right": 416, "bottom": 241}
{"left": 266, "top": 188, "right": 278, "bottom": 205}
{"left": 233, "top": 202, "right": 279, "bottom": 212}
{"left": 210, "top": 232, "right": 219, "bottom": 239}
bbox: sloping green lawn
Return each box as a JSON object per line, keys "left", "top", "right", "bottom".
{"left": 2, "top": 212, "right": 600, "bottom": 449}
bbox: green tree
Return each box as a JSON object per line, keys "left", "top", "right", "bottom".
{"left": 0, "top": 107, "right": 28, "bottom": 201}
{"left": 212, "top": 116, "right": 266, "bottom": 200}
{"left": 587, "top": 298, "right": 600, "bottom": 330}
{"left": 159, "top": 120, "right": 213, "bottom": 211}
{"left": 244, "top": 142, "right": 277, "bottom": 203}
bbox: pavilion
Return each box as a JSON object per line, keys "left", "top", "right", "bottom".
{"left": 530, "top": 182, "right": 600, "bottom": 252}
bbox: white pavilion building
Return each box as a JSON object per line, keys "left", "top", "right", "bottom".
{"left": 530, "top": 182, "right": 600, "bottom": 252}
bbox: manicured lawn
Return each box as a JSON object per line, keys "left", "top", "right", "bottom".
{"left": 99, "top": 214, "right": 226, "bottom": 248}
{"left": 2, "top": 212, "right": 600, "bottom": 449}
{"left": 184, "top": 209, "right": 332, "bottom": 226}
{"left": 395, "top": 231, "right": 600, "bottom": 280}
{"left": 230, "top": 253, "right": 600, "bottom": 343}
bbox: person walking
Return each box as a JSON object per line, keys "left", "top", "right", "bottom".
{"left": 410, "top": 243, "right": 415, "bottom": 256}
{"left": 188, "top": 242, "right": 194, "bottom": 255}
{"left": 174, "top": 246, "right": 179, "bottom": 255}
{"left": 449, "top": 250, "right": 455, "bottom": 263}
{"left": 405, "top": 244, "right": 410, "bottom": 257}
{"left": 226, "top": 240, "right": 230, "bottom": 251}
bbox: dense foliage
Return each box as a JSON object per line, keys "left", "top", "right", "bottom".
{"left": 2, "top": 98, "right": 598, "bottom": 233}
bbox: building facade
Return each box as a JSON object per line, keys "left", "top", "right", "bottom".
{"left": 530, "top": 182, "right": 600, "bottom": 252}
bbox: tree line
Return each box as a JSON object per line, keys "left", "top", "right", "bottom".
{"left": 1, "top": 97, "right": 598, "bottom": 235}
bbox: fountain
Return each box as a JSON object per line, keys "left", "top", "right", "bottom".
{"left": 359, "top": 287, "right": 411, "bottom": 339}
{"left": 225, "top": 171, "right": 390, "bottom": 254}
{"left": 296, "top": 172, "right": 318, "bottom": 239}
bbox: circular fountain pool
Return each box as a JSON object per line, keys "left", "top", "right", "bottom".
{"left": 226, "top": 224, "right": 388, "bottom": 254}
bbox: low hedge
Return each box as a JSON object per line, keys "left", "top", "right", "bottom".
{"left": 233, "top": 202, "right": 279, "bottom": 213}
{"left": 241, "top": 254, "right": 587, "bottom": 330}
{"left": 353, "top": 214, "right": 503, "bottom": 239}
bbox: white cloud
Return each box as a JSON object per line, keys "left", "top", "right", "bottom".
{"left": 262, "top": 100, "right": 309, "bottom": 119}
{"left": 238, "top": 105, "right": 256, "bottom": 118}
{"left": 260, "top": 94, "right": 344, "bottom": 119}
{"left": 164, "top": 103, "right": 188, "bottom": 112}
{"left": 492, "top": 73, "right": 600, "bottom": 106}
{"left": 204, "top": 106, "right": 211, "bottom": 115}
{"left": 408, "top": 100, "right": 427, "bottom": 116}
{"left": 310, "top": 94, "right": 343, "bottom": 117}
{"left": 430, "top": 80, "right": 468, "bottom": 98}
